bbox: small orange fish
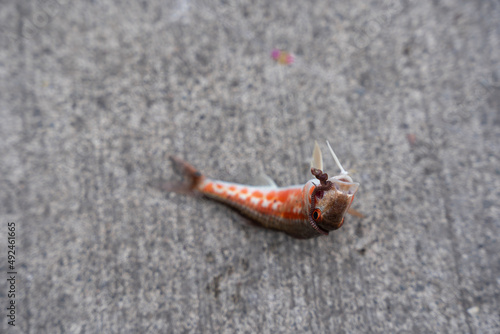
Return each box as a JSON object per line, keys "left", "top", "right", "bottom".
{"left": 163, "top": 142, "right": 359, "bottom": 239}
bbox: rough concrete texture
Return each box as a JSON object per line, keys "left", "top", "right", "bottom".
{"left": 1, "top": 0, "right": 499, "bottom": 333}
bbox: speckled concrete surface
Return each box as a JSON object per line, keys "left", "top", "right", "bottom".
{"left": 1, "top": 0, "right": 499, "bottom": 333}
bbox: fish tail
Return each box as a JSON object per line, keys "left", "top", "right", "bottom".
{"left": 159, "top": 156, "right": 205, "bottom": 195}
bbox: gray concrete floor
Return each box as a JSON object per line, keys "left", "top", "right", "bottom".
{"left": 1, "top": 0, "right": 499, "bottom": 333}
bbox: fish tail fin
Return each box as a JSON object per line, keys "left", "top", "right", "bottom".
{"left": 157, "top": 156, "right": 205, "bottom": 195}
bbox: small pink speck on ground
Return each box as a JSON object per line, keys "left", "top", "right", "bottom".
{"left": 407, "top": 133, "right": 417, "bottom": 146}
{"left": 271, "top": 49, "right": 281, "bottom": 60}
{"left": 271, "top": 49, "right": 294, "bottom": 65}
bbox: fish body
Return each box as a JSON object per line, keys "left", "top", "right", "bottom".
{"left": 165, "top": 142, "right": 359, "bottom": 239}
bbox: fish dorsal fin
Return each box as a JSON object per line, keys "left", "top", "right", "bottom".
{"left": 310, "top": 141, "right": 323, "bottom": 170}
{"left": 252, "top": 174, "right": 278, "bottom": 188}
{"left": 326, "top": 141, "right": 349, "bottom": 176}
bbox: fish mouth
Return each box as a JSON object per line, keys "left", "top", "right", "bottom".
{"left": 333, "top": 174, "right": 353, "bottom": 183}
{"left": 330, "top": 178, "right": 359, "bottom": 196}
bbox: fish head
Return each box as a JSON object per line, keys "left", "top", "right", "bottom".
{"left": 304, "top": 170, "right": 359, "bottom": 234}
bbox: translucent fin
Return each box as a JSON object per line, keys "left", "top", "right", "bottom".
{"left": 326, "top": 141, "right": 349, "bottom": 176}
{"left": 347, "top": 207, "right": 365, "bottom": 218}
{"left": 310, "top": 141, "right": 323, "bottom": 170}
{"left": 152, "top": 156, "right": 205, "bottom": 195}
{"left": 253, "top": 174, "right": 278, "bottom": 188}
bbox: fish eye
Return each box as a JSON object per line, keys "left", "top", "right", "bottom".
{"left": 312, "top": 209, "right": 321, "bottom": 221}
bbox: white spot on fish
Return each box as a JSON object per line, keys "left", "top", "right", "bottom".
{"left": 213, "top": 184, "right": 224, "bottom": 194}
{"left": 238, "top": 193, "right": 249, "bottom": 201}
{"left": 250, "top": 197, "right": 260, "bottom": 206}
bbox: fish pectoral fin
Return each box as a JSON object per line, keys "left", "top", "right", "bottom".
{"left": 310, "top": 141, "right": 323, "bottom": 170}
{"left": 347, "top": 207, "right": 365, "bottom": 218}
